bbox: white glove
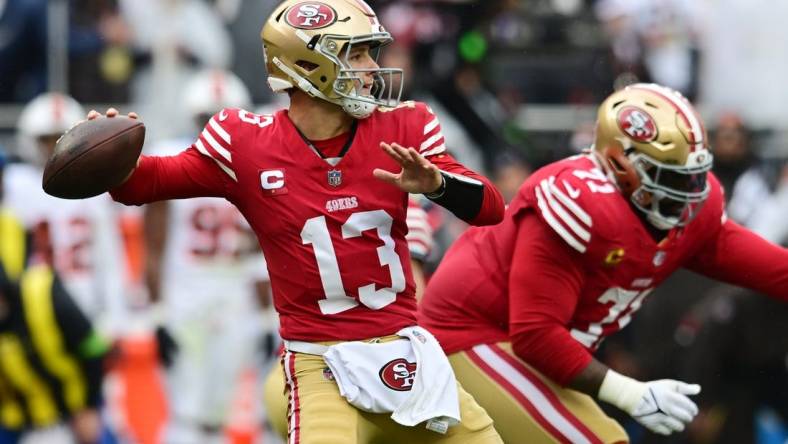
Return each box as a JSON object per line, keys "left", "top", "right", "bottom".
{"left": 598, "top": 370, "right": 701, "bottom": 436}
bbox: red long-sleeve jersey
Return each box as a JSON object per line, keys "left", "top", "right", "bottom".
{"left": 111, "top": 102, "right": 503, "bottom": 341}
{"left": 420, "top": 154, "right": 788, "bottom": 385}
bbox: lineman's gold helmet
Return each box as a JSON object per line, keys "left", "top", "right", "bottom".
{"left": 594, "top": 83, "right": 713, "bottom": 230}
{"left": 261, "top": 0, "right": 402, "bottom": 118}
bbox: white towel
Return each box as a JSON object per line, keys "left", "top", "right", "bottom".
{"left": 391, "top": 326, "right": 460, "bottom": 429}
{"left": 323, "top": 336, "right": 413, "bottom": 413}
{"left": 319, "top": 326, "right": 460, "bottom": 430}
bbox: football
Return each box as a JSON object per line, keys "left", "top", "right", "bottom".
{"left": 42, "top": 116, "right": 145, "bottom": 199}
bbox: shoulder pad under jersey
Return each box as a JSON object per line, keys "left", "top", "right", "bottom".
{"left": 376, "top": 101, "right": 446, "bottom": 157}
{"left": 192, "top": 108, "right": 275, "bottom": 182}
{"left": 529, "top": 156, "right": 622, "bottom": 254}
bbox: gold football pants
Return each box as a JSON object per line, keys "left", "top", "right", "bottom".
{"left": 448, "top": 342, "right": 629, "bottom": 444}
{"left": 263, "top": 346, "right": 502, "bottom": 444}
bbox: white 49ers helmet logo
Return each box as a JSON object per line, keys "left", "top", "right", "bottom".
{"left": 617, "top": 106, "right": 657, "bottom": 142}
{"left": 285, "top": 2, "right": 337, "bottom": 29}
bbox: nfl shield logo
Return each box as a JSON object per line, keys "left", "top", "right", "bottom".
{"left": 327, "top": 169, "right": 342, "bottom": 187}
{"left": 653, "top": 251, "right": 666, "bottom": 267}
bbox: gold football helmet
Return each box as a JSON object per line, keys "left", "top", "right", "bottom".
{"left": 594, "top": 83, "right": 713, "bottom": 229}
{"left": 261, "top": 0, "right": 402, "bottom": 118}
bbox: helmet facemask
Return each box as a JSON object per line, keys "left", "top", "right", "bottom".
{"left": 628, "top": 150, "right": 713, "bottom": 230}
{"left": 329, "top": 35, "right": 403, "bottom": 118}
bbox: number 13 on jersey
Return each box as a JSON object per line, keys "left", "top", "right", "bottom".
{"left": 301, "top": 210, "right": 406, "bottom": 315}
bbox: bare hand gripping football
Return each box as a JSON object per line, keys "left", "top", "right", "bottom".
{"left": 42, "top": 108, "right": 144, "bottom": 199}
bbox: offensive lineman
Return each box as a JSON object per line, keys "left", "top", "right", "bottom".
{"left": 88, "top": 0, "right": 505, "bottom": 442}
{"left": 420, "top": 83, "right": 788, "bottom": 443}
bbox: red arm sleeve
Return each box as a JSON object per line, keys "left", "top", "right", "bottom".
{"left": 686, "top": 219, "right": 788, "bottom": 300}
{"left": 428, "top": 153, "right": 505, "bottom": 226}
{"left": 110, "top": 147, "right": 228, "bottom": 206}
{"left": 508, "top": 210, "right": 594, "bottom": 385}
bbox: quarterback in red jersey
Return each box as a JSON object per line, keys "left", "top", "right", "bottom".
{"left": 89, "top": 0, "right": 505, "bottom": 442}
{"left": 420, "top": 83, "right": 788, "bottom": 443}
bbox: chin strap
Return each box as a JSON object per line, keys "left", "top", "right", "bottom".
{"left": 646, "top": 211, "right": 679, "bottom": 230}
{"left": 271, "top": 58, "right": 333, "bottom": 101}
{"left": 341, "top": 97, "right": 376, "bottom": 119}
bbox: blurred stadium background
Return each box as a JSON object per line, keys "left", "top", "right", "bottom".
{"left": 1, "top": 0, "right": 787, "bottom": 443}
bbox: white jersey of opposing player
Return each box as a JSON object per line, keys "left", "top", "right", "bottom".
{"left": 147, "top": 139, "right": 270, "bottom": 431}
{"left": 147, "top": 139, "right": 268, "bottom": 318}
{"left": 2, "top": 163, "right": 127, "bottom": 326}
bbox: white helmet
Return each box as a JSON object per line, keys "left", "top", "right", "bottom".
{"left": 16, "top": 92, "right": 85, "bottom": 164}
{"left": 182, "top": 69, "right": 253, "bottom": 119}
{"left": 17, "top": 92, "right": 85, "bottom": 138}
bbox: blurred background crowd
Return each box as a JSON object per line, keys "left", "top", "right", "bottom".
{"left": 0, "top": 0, "right": 786, "bottom": 443}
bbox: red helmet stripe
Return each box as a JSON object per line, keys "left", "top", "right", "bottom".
{"left": 211, "top": 70, "right": 226, "bottom": 104}
{"left": 349, "top": 0, "right": 378, "bottom": 25}
{"left": 630, "top": 84, "right": 704, "bottom": 150}
{"left": 350, "top": 0, "right": 375, "bottom": 15}
{"left": 52, "top": 94, "right": 64, "bottom": 126}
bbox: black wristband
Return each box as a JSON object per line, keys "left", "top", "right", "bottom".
{"left": 424, "top": 174, "right": 446, "bottom": 199}
{"left": 424, "top": 171, "right": 484, "bottom": 222}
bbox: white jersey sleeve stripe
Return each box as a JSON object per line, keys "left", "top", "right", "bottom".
{"left": 201, "top": 130, "right": 232, "bottom": 163}
{"left": 423, "top": 118, "right": 439, "bottom": 135}
{"left": 407, "top": 243, "right": 429, "bottom": 257}
{"left": 209, "top": 117, "right": 231, "bottom": 145}
{"left": 405, "top": 229, "right": 433, "bottom": 245}
{"left": 539, "top": 180, "right": 590, "bottom": 242}
{"left": 535, "top": 186, "right": 586, "bottom": 253}
{"left": 194, "top": 139, "right": 211, "bottom": 158}
{"left": 420, "top": 144, "right": 446, "bottom": 157}
{"left": 405, "top": 233, "right": 432, "bottom": 254}
{"left": 195, "top": 140, "right": 238, "bottom": 182}
{"left": 420, "top": 132, "right": 444, "bottom": 152}
{"left": 405, "top": 217, "right": 432, "bottom": 232}
{"left": 547, "top": 177, "right": 592, "bottom": 227}
{"left": 443, "top": 170, "right": 483, "bottom": 186}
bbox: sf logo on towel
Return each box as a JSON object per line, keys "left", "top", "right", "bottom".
{"left": 379, "top": 358, "right": 417, "bottom": 391}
